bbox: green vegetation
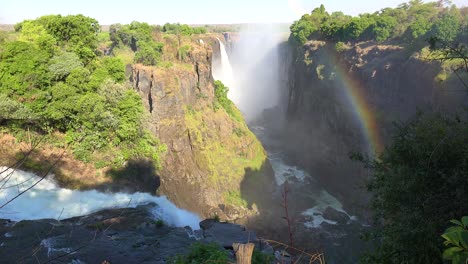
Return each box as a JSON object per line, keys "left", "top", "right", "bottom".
{"left": 224, "top": 190, "right": 248, "bottom": 208}
{"left": 213, "top": 80, "right": 242, "bottom": 121}
{"left": 252, "top": 249, "right": 275, "bottom": 264}
{"left": 442, "top": 216, "right": 468, "bottom": 264}
{"left": 170, "top": 243, "right": 229, "bottom": 264}
{"left": 110, "top": 21, "right": 164, "bottom": 66}
{"left": 184, "top": 104, "right": 265, "bottom": 186}
{"left": 155, "top": 219, "right": 165, "bottom": 228}
{"left": 162, "top": 23, "right": 207, "bottom": 35}
{"left": 1, "top": 15, "right": 166, "bottom": 170}
{"left": 356, "top": 114, "right": 468, "bottom": 264}
{"left": 290, "top": 1, "right": 466, "bottom": 45}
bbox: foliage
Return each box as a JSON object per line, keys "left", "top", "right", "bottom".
{"left": 110, "top": 21, "right": 153, "bottom": 50}
{"left": 177, "top": 45, "right": 191, "bottom": 61}
{"left": 16, "top": 14, "right": 100, "bottom": 51}
{"left": 357, "top": 113, "right": 468, "bottom": 264}
{"left": 290, "top": 1, "right": 465, "bottom": 45}
{"left": 224, "top": 190, "right": 248, "bottom": 207}
{"left": 335, "top": 41, "right": 347, "bottom": 52}
{"left": 170, "top": 243, "right": 229, "bottom": 264}
{"left": 252, "top": 249, "right": 275, "bottom": 264}
{"left": 441, "top": 216, "right": 468, "bottom": 264}
{"left": 0, "top": 94, "right": 37, "bottom": 121}
{"left": 0, "top": 41, "right": 51, "bottom": 96}
{"left": 213, "top": 80, "right": 240, "bottom": 121}
{"left": 155, "top": 219, "right": 165, "bottom": 228}
{"left": 134, "top": 41, "right": 164, "bottom": 65}
{"left": 48, "top": 52, "right": 83, "bottom": 81}
{"left": 0, "top": 16, "right": 165, "bottom": 170}
{"left": 162, "top": 23, "right": 206, "bottom": 36}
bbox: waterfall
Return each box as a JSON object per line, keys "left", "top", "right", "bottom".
{"left": 212, "top": 38, "right": 238, "bottom": 103}
{"left": 0, "top": 167, "right": 201, "bottom": 230}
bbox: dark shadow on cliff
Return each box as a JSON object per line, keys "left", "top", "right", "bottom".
{"left": 7, "top": 150, "right": 160, "bottom": 194}
{"left": 104, "top": 159, "right": 160, "bottom": 193}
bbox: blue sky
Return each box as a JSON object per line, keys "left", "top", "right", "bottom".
{"left": 1, "top": 0, "right": 466, "bottom": 25}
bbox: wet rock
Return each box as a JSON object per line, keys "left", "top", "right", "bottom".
{"left": 199, "top": 218, "right": 217, "bottom": 230}
{"left": 322, "top": 206, "right": 350, "bottom": 225}
{"left": 0, "top": 206, "right": 263, "bottom": 263}
{"left": 203, "top": 222, "right": 257, "bottom": 248}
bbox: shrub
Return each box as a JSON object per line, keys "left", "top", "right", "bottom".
{"left": 335, "top": 41, "right": 346, "bottom": 52}
{"left": 170, "top": 243, "right": 229, "bottom": 264}
{"left": 441, "top": 216, "right": 468, "bottom": 264}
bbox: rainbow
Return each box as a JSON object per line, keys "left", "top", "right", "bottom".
{"left": 287, "top": 0, "right": 384, "bottom": 156}
{"left": 324, "top": 49, "right": 384, "bottom": 156}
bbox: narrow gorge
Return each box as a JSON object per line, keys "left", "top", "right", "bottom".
{"left": 1, "top": 2, "right": 467, "bottom": 263}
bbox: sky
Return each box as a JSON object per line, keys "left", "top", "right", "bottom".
{"left": 0, "top": 0, "right": 466, "bottom": 25}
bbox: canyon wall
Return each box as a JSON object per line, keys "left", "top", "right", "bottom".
{"left": 129, "top": 37, "right": 274, "bottom": 220}
{"left": 283, "top": 40, "right": 468, "bottom": 209}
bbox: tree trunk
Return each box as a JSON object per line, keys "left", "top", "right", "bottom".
{"left": 233, "top": 243, "right": 255, "bottom": 264}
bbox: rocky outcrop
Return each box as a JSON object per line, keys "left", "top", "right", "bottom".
{"left": 129, "top": 37, "right": 273, "bottom": 221}
{"left": 0, "top": 205, "right": 269, "bottom": 263}
{"left": 283, "top": 40, "right": 468, "bottom": 210}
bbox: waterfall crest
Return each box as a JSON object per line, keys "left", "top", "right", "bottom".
{"left": 212, "top": 38, "right": 238, "bottom": 103}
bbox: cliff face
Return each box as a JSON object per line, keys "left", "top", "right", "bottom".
{"left": 129, "top": 37, "right": 272, "bottom": 220}
{"left": 284, "top": 40, "right": 468, "bottom": 207}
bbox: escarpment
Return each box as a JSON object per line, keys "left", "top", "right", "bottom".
{"left": 284, "top": 40, "right": 468, "bottom": 208}
{"left": 129, "top": 38, "right": 273, "bottom": 220}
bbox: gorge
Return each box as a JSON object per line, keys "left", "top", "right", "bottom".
{"left": 0, "top": 2, "right": 467, "bottom": 263}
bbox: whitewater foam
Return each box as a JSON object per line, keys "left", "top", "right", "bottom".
{"left": 0, "top": 167, "right": 200, "bottom": 230}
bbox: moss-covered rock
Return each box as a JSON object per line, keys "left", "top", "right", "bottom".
{"left": 130, "top": 36, "right": 271, "bottom": 220}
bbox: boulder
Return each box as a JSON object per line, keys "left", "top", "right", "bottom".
{"left": 322, "top": 207, "right": 350, "bottom": 225}
{"left": 202, "top": 222, "right": 257, "bottom": 248}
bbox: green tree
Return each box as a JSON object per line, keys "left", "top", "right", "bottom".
{"left": 358, "top": 114, "right": 468, "bottom": 264}
{"left": 430, "top": 14, "right": 461, "bottom": 43}
{"left": 0, "top": 41, "right": 50, "bottom": 96}
{"left": 134, "top": 41, "right": 163, "bottom": 66}
{"left": 35, "top": 14, "right": 100, "bottom": 50}
{"left": 48, "top": 52, "right": 83, "bottom": 81}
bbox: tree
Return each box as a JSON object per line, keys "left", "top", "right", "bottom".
{"left": 35, "top": 14, "right": 100, "bottom": 51}
{"left": 358, "top": 114, "right": 468, "bottom": 264}
{"left": 48, "top": 52, "right": 83, "bottom": 81}
{"left": 430, "top": 14, "right": 461, "bottom": 43}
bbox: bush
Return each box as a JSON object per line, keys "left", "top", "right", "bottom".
{"left": 134, "top": 41, "right": 164, "bottom": 66}
{"left": 442, "top": 216, "right": 468, "bottom": 264}
{"left": 357, "top": 114, "right": 468, "bottom": 264}
{"left": 170, "top": 243, "right": 229, "bottom": 264}
{"left": 214, "top": 80, "right": 240, "bottom": 121}
{"left": 335, "top": 41, "right": 346, "bottom": 52}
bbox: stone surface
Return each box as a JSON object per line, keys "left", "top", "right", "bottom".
{"left": 129, "top": 36, "right": 273, "bottom": 221}
{"left": 203, "top": 222, "right": 257, "bottom": 248}
{"left": 0, "top": 206, "right": 265, "bottom": 263}
{"left": 322, "top": 206, "right": 350, "bottom": 225}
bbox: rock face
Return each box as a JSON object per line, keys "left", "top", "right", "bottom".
{"left": 0, "top": 206, "right": 264, "bottom": 264}
{"left": 284, "top": 40, "right": 468, "bottom": 208}
{"left": 129, "top": 37, "right": 273, "bottom": 221}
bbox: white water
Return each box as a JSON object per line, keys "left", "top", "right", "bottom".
{"left": 212, "top": 38, "right": 237, "bottom": 102}
{"left": 0, "top": 167, "right": 200, "bottom": 230}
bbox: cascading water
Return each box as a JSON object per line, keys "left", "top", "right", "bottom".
{"left": 212, "top": 25, "right": 354, "bottom": 228}
{"left": 212, "top": 38, "right": 238, "bottom": 103}
{"left": 0, "top": 167, "right": 200, "bottom": 230}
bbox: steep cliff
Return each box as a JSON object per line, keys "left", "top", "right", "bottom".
{"left": 129, "top": 37, "right": 272, "bottom": 220}
{"left": 284, "top": 40, "right": 467, "bottom": 208}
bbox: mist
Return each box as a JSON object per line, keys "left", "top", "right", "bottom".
{"left": 214, "top": 24, "right": 289, "bottom": 122}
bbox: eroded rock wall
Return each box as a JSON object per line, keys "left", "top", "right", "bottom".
{"left": 129, "top": 37, "right": 273, "bottom": 220}
{"left": 285, "top": 40, "right": 467, "bottom": 208}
